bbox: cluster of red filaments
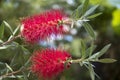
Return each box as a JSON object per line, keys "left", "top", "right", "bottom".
{"left": 31, "top": 48, "right": 71, "bottom": 79}
{"left": 21, "top": 10, "right": 67, "bottom": 44}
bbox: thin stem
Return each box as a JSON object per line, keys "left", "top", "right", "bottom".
{"left": 0, "top": 35, "right": 21, "bottom": 46}
{"left": 70, "top": 58, "right": 84, "bottom": 63}
{"left": 0, "top": 56, "right": 31, "bottom": 79}
{"left": 0, "top": 69, "right": 21, "bottom": 79}
{"left": 0, "top": 68, "right": 29, "bottom": 79}
{"left": 63, "top": 18, "right": 72, "bottom": 24}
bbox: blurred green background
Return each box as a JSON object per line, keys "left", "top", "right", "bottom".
{"left": 0, "top": 0, "right": 120, "bottom": 80}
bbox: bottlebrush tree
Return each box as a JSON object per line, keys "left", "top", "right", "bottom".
{"left": 0, "top": 0, "right": 116, "bottom": 80}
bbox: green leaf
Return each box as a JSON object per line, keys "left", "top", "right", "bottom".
{"left": 0, "top": 22, "right": 5, "bottom": 39}
{"left": 0, "top": 45, "right": 11, "bottom": 50}
{"left": 0, "top": 46, "right": 8, "bottom": 50}
{"left": 84, "top": 63, "right": 96, "bottom": 80}
{"left": 22, "top": 72, "right": 28, "bottom": 80}
{"left": 97, "top": 44, "right": 111, "bottom": 58}
{"left": 10, "top": 45, "right": 20, "bottom": 66}
{"left": 84, "top": 5, "right": 99, "bottom": 17}
{"left": 71, "top": 4, "right": 82, "bottom": 19}
{"left": 88, "top": 63, "right": 95, "bottom": 80}
{"left": 5, "top": 63, "right": 13, "bottom": 72}
{"left": 81, "top": 0, "right": 89, "bottom": 16}
{"left": 8, "top": 24, "right": 20, "bottom": 40}
{"left": 0, "top": 39, "right": 3, "bottom": 43}
{"left": 97, "top": 58, "right": 117, "bottom": 63}
{"left": 89, "top": 44, "right": 111, "bottom": 59}
{"left": 3, "top": 21, "right": 13, "bottom": 35}
{"left": 80, "top": 40, "right": 86, "bottom": 58}
{"left": 87, "top": 13, "right": 102, "bottom": 19}
{"left": 7, "top": 75, "right": 23, "bottom": 78}
{"left": 86, "top": 43, "right": 97, "bottom": 58}
{"left": 21, "top": 46, "right": 30, "bottom": 55}
{"left": 71, "top": 0, "right": 89, "bottom": 19}
{"left": 83, "top": 22, "right": 96, "bottom": 39}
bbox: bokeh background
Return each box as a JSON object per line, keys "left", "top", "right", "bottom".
{"left": 0, "top": 0, "right": 120, "bottom": 80}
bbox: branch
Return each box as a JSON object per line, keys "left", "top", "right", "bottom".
{"left": 0, "top": 68, "right": 29, "bottom": 79}
{"left": 70, "top": 58, "right": 84, "bottom": 63}
{"left": 0, "top": 35, "right": 21, "bottom": 46}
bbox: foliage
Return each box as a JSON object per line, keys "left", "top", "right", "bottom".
{"left": 0, "top": 0, "right": 117, "bottom": 80}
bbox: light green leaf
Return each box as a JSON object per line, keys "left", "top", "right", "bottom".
{"left": 89, "top": 52, "right": 100, "bottom": 60}
{"left": 22, "top": 72, "right": 28, "bottom": 80}
{"left": 71, "top": 0, "right": 89, "bottom": 19}
{"left": 86, "top": 43, "right": 97, "bottom": 58}
{"left": 8, "top": 24, "right": 20, "bottom": 40}
{"left": 88, "top": 63, "right": 95, "bottom": 80}
{"left": 79, "top": 62, "right": 84, "bottom": 66}
{"left": 71, "top": 4, "right": 82, "bottom": 19}
{"left": 89, "top": 44, "right": 111, "bottom": 59}
{"left": 81, "top": 0, "right": 89, "bottom": 16}
{"left": 0, "top": 45, "right": 11, "bottom": 50}
{"left": 21, "top": 46, "right": 30, "bottom": 55}
{"left": 80, "top": 40, "right": 86, "bottom": 58}
{"left": 0, "top": 39, "right": 3, "bottom": 43}
{"left": 97, "top": 44, "right": 111, "bottom": 58}
{"left": 0, "top": 22, "right": 4, "bottom": 39}
{"left": 83, "top": 22, "right": 96, "bottom": 39}
{"left": 0, "top": 46, "right": 8, "bottom": 50}
{"left": 84, "top": 5, "right": 99, "bottom": 17}
{"left": 7, "top": 75, "right": 23, "bottom": 78}
{"left": 84, "top": 63, "right": 96, "bottom": 80}
{"left": 3, "top": 21, "right": 13, "bottom": 35}
{"left": 15, "top": 75, "right": 23, "bottom": 78}
{"left": 97, "top": 58, "right": 117, "bottom": 63}
{"left": 5, "top": 63, "right": 13, "bottom": 72}
{"left": 87, "top": 13, "right": 102, "bottom": 19}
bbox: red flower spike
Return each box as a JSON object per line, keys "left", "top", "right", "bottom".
{"left": 31, "top": 48, "right": 71, "bottom": 79}
{"left": 21, "top": 10, "right": 67, "bottom": 44}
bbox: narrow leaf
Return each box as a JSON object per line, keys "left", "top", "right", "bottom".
{"left": 89, "top": 44, "right": 96, "bottom": 57}
{"left": 8, "top": 24, "right": 20, "bottom": 40}
{"left": 88, "top": 63, "right": 95, "bottom": 80}
{"left": 97, "top": 58, "right": 117, "bottom": 63}
{"left": 83, "top": 22, "right": 96, "bottom": 39}
{"left": 7, "top": 75, "right": 23, "bottom": 78}
{"left": 71, "top": 4, "right": 82, "bottom": 19}
{"left": 87, "top": 13, "right": 102, "bottom": 19}
{"left": 3, "top": 21, "right": 13, "bottom": 35}
{"left": 71, "top": 0, "right": 89, "bottom": 19}
{"left": 86, "top": 43, "right": 97, "bottom": 58}
{"left": 21, "top": 46, "right": 30, "bottom": 54}
{"left": 84, "top": 5, "right": 99, "bottom": 17}
{"left": 22, "top": 72, "right": 28, "bottom": 80}
{"left": 80, "top": 40, "right": 86, "bottom": 58}
{"left": 89, "top": 44, "right": 111, "bottom": 59}
{"left": 5, "top": 63, "right": 13, "bottom": 72}
{"left": 81, "top": 0, "right": 89, "bottom": 16}
{"left": 0, "top": 45, "right": 11, "bottom": 50}
{"left": 97, "top": 44, "right": 111, "bottom": 58}
{"left": 0, "top": 22, "right": 4, "bottom": 39}
{"left": 0, "top": 39, "right": 3, "bottom": 43}
{"left": 10, "top": 48, "right": 20, "bottom": 66}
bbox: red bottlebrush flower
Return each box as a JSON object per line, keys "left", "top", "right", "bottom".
{"left": 31, "top": 48, "right": 71, "bottom": 79}
{"left": 21, "top": 10, "right": 67, "bottom": 44}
